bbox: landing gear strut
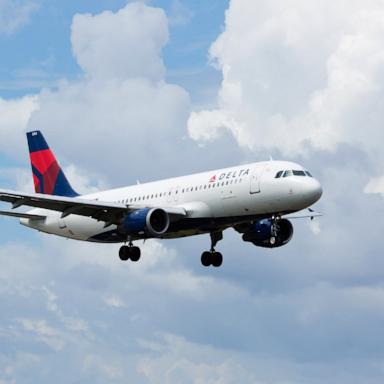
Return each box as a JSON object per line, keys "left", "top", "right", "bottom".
{"left": 201, "top": 231, "right": 223, "bottom": 268}
{"left": 119, "top": 241, "right": 141, "bottom": 262}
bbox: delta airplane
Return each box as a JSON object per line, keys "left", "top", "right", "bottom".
{"left": 0, "top": 131, "right": 322, "bottom": 267}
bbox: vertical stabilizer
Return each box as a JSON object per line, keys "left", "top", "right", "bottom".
{"left": 27, "top": 131, "right": 79, "bottom": 197}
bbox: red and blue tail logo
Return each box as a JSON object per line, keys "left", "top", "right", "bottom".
{"left": 27, "top": 131, "right": 79, "bottom": 197}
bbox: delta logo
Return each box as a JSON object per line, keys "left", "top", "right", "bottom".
{"left": 208, "top": 169, "right": 250, "bottom": 183}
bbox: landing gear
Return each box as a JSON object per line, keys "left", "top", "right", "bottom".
{"left": 201, "top": 231, "right": 224, "bottom": 268}
{"left": 201, "top": 251, "right": 223, "bottom": 267}
{"left": 119, "top": 242, "right": 141, "bottom": 262}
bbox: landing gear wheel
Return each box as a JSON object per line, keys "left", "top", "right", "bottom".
{"left": 130, "top": 247, "right": 141, "bottom": 262}
{"left": 201, "top": 251, "right": 211, "bottom": 267}
{"left": 211, "top": 252, "right": 223, "bottom": 267}
{"left": 119, "top": 245, "right": 130, "bottom": 261}
{"left": 201, "top": 231, "right": 225, "bottom": 267}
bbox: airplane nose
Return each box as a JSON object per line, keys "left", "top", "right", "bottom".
{"left": 305, "top": 178, "right": 323, "bottom": 204}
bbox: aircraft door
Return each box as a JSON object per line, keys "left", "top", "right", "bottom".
{"left": 250, "top": 166, "right": 263, "bottom": 194}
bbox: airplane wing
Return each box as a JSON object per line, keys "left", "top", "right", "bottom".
{"left": 0, "top": 189, "right": 186, "bottom": 225}
{"left": 0, "top": 210, "right": 46, "bottom": 220}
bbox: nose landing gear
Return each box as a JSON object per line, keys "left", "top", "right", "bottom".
{"left": 201, "top": 231, "right": 223, "bottom": 268}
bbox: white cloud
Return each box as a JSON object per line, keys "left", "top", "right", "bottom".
{"left": 364, "top": 175, "right": 384, "bottom": 196}
{"left": 18, "top": 2, "right": 192, "bottom": 184}
{"left": 0, "top": 0, "right": 38, "bottom": 35}
{"left": 83, "top": 354, "right": 123, "bottom": 381}
{"left": 137, "top": 335, "right": 260, "bottom": 384}
{"left": 188, "top": 0, "right": 384, "bottom": 161}
{"left": 0, "top": 96, "right": 39, "bottom": 157}
{"left": 17, "top": 319, "right": 66, "bottom": 352}
{"left": 71, "top": 2, "right": 168, "bottom": 82}
{"left": 168, "top": 0, "right": 194, "bottom": 26}
{"left": 103, "top": 295, "right": 126, "bottom": 308}
{"left": 1, "top": 2, "right": 384, "bottom": 383}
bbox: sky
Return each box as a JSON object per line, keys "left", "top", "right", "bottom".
{"left": 1, "top": 0, "right": 384, "bottom": 383}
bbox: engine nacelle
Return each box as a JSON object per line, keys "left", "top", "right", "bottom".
{"left": 119, "top": 208, "right": 170, "bottom": 237}
{"left": 242, "top": 218, "right": 293, "bottom": 248}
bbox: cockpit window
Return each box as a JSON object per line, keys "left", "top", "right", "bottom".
{"left": 277, "top": 169, "right": 313, "bottom": 178}
{"left": 283, "top": 170, "right": 293, "bottom": 177}
{"left": 275, "top": 171, "right": 284, "bottom": 178}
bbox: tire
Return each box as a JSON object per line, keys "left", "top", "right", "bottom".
{"left": 119, "top": 246, "right": 130, "bottom": 261}
{"left": 212, "top": 252, "right": 223, "bottom": 267}
{"left": 130, "top": 247, "right": 141, "bottom": 262}
{"left": 201, "top": 251, "right": 211, "bottom": 267}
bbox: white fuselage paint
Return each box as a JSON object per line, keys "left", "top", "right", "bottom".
{"left": 21, "top": 160, "right": 322, "bottom": 242}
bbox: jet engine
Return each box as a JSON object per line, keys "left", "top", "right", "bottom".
{"left": 119, "top": 208, "right": 170, "bottom": 237}
{"left": 242, "top": 218, "right": 293, "bottom": 248}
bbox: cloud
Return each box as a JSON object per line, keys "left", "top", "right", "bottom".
{"left": 365, "top": 175, "right": 384, "bottom": 196}
{"left": 71, "top": 3, "right": 168, "bottom": 82}
{"left": 0, "top": 0, "right": 38, "bottom": 35}
{"left": 16, "top": 1, "right": 192, "bottom": 184}
{"left": 0, "top": 96, "right": 39, "bottom": 157}
{"left": 188, "top": 0, "right": 384, "bottom": 162}
{"left": 1, "top": 1, "right": 384, "bottom": 383}
{"left": 17, "top": 319, "right": 66, "bottom": 352}
{"left": 168, "top": 0, "right": 194, "bottom": 26}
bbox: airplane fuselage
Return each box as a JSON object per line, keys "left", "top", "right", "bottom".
{"left": 22, "top": 160, "right": 322, "bottom": 243}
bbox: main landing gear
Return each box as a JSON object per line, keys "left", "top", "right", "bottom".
{"left": 201, "top": 231, "right": 223, "bottom": 268}
{"left": 119, "top": 242, "right": 141, "bottom": 262}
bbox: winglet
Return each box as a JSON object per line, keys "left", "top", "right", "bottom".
{"left": 27, "top": 131, "right": 79, "bottom": 197}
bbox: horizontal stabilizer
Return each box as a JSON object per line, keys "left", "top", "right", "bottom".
{"left": 0, "top": 210, "right": 46, "bottom": 220}
{"left": 283, "top": 208, "right": 322, "bottom": 220}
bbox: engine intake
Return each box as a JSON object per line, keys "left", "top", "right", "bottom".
{"left": 120, "top": 208, "right": 170, "bottom": 237}
{"left": 242, "top": 218, "right": 293, "bottom": 248}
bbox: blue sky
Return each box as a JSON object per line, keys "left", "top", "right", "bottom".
{"left": 0, "top": 0, "right": 226, "bottom": 101}
{"left": 1, "top": 1, "right": 384, "bottom": 383}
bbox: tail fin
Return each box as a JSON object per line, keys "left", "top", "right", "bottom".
{"left": 27, "top": 131, "right": 79, "bottom": 197}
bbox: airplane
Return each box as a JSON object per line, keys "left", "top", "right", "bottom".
{"left": 0, "top": 131, "right": 322, "bottom": 267}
